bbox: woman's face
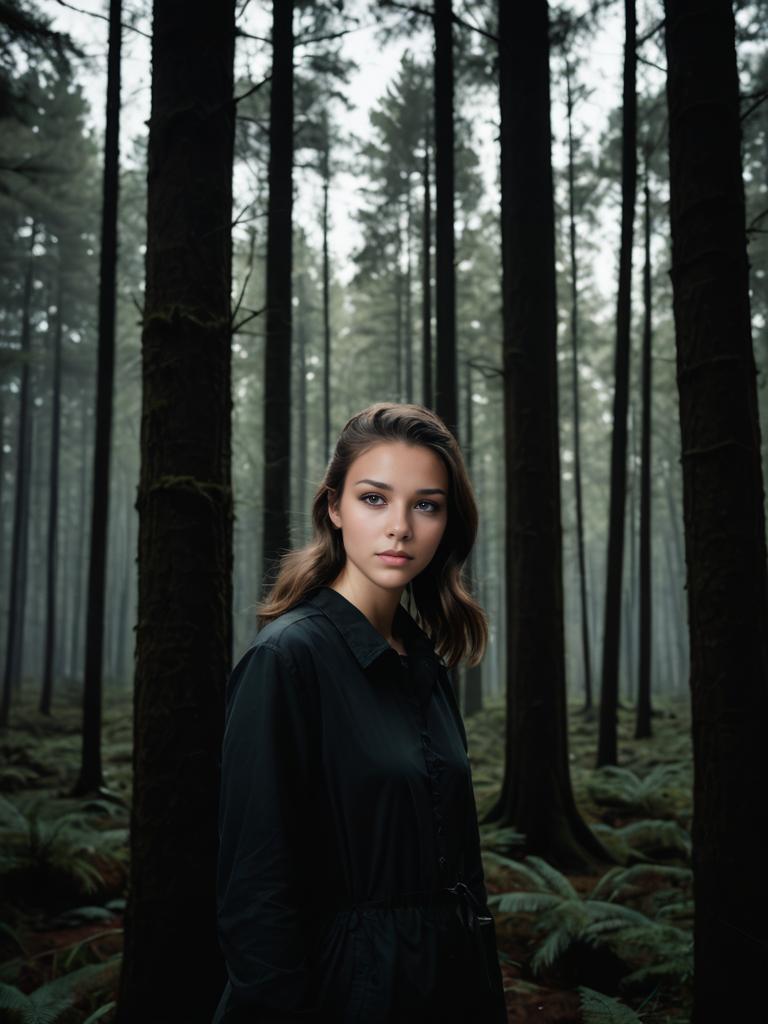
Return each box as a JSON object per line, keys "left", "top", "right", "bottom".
{"left": 328, "top": 441, "right": 450, "bottom": 593}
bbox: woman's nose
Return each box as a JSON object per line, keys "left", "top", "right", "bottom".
{"left": 387, "top": 505, "right": 412, "bottom": 537}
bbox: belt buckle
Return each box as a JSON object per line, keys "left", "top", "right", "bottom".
{"left": 444, "top": 879, "right": 479, "bottom": 931}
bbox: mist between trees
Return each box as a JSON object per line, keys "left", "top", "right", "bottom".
{"left": 1, "top": 1, "right": 767, "bottom": 1022}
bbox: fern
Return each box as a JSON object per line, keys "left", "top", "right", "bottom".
{"left": 489, "top": 852, "right": 695, "bottom": 989}
{"left": 585, "top": 920, "right": 693, "bottom": 992}
{"left": 578, "top": 986, "right": 643, "bottom": 1023}
{"left": 0, "top": 798, "right": 126, "bottom": 900}
{"left": 654, "top": 899, "right": 694, "bottom": 923}
{"left": 0, "top": 962, "right": 114, "bottom": 1024}
{"left": 524, "top": 855, "right": 579, "bottom": 899}
{"left": 590, "top": 864, "right": 692, "bottom": 904}
{"left": 592, "top": 819, "right": 691, "bottom": 863}
{"left": 587, "top": 765, "right": 689, "bottom": 818}
{"left": 478, "top": 824, "right": 527, "bottom": 852}
{"left": 484, "top": 851, "right": 548, "bottom": 890}
{"left": 82, "top": 1002, "right": 117, "bottom": 1024}
{"left": 488, "top": 855, "right": 653, "bottom": 977}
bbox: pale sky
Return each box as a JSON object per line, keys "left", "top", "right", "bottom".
{"left": 37, "top": 0, "right": 640, "bottom": 296}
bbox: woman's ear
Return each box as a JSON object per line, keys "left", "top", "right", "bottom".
{"left": 327, "top": 488, "right": 341, "bottom": 529}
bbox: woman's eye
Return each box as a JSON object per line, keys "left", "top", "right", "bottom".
{"left": 360, "top": 494, "right": 440, "bottom": 513}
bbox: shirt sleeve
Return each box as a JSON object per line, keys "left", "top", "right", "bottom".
{"left": 216, "top": 640, "right": 322, "bottom": 1022}
{"left": 437, "top": 664, "right": 508, "bottom": 1022}
{"left": 436, "top": 663, "right": 490, "bottom": 909}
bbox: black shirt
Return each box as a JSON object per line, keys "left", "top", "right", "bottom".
{"left": 213, "top": 585, "right": 506, "bottom": 1023}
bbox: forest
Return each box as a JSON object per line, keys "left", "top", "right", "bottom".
{"left": 1, "top": 0, "right": 766, "bottom": 1021}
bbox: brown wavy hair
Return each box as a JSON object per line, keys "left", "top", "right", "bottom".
{"left": 255, "top": 401, "right": 488, "bottom": 668}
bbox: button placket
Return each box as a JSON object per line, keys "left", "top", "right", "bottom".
{"left": 416, "top": 700, "right": 449, "bottom": 870}
{"left": 396, "top": 649, "right": 450, "bottom": 872}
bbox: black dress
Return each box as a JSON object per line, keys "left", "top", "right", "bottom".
{"left": 212, "top": 585, "right": 507, "bottom": 1023}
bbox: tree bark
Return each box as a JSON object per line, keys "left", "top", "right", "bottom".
{"left": 0, "top": 393, "right": 5, "bottom": 591}
{"left": 463, "top": 362, "right": 482, "bottom": 716}
{"left": 433, "top": 0, "right": 457, "bottom": 436}
{"left": 1, "top": 228, "right": 36, "bottom": 726}
{"left": 296, "top": 258, "right": 309, "bottom": 546}
{"left": 490, "top": 0, "right": 611, "bottom": 871}
{"left": 404, "top": 184, "right": 414, "bottom": 403}
{"left": 73, "top": 0, "right": 121, "bottom": 794}
{"left": 597, "top": 0, "right": 637, "bottom": 767}
{"left": 69, "top": 392, "right": 89, "bottom": 680}
{"left": 117, "top": 0, "right": 235, "bottom": 1018}
{"left": 421, "top": 133, "right": 433, "bottom": 408}
{"left": 663, "top": 1, "right": 768, "bottom": 1016}
{"left": 635, "top": 159, "right": 653, "bottom": 739}
{"left": 321, "top": 110, "right": 331, "bottom": 464}
{"left": 40, "top": 268, "right": 64, "bottom": 715}
{"left": 565, "top": 61, "right": 594, "bottom": 717}
{"left": 261, "top": 0, "right": 294, "bottom": 589}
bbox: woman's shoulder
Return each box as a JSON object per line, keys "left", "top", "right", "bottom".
{"left": 238, "top": 596, "right": 334, "bottom": 676}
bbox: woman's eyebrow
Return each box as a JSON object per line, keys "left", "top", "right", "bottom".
{"left": 354, "top": 478, "right": 447, "bottom": 496}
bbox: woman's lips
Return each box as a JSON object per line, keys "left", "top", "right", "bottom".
{"left": 377, "top": 553, "right": 411, "bottom": 566}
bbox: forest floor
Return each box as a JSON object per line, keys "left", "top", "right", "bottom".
{"left": 0, "top": 684, "right": 693, "bottom": 1023}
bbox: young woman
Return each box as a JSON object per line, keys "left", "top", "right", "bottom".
{"left": 213, "top": 402, "right": 507, "bottom": 1023}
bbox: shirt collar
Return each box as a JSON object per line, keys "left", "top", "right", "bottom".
{"left": 304, "top": 585, "right": 437, "bottom": 670}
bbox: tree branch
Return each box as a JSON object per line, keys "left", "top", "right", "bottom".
{"left": 232, "top": 306, "right": 265, "bottom": 333}
{"left": 637, "top": 54, "right": 666, "bottom": 74}
{"left": 740, "top": 88, "right": 768, "bottom": 122}
{"left": 747, "top": 207, "right": 768, "bottom": 236}
{"left": 234, "top": 74, "right": 272, "bottom": 105}
{"left": 378, "top": 0, "right": 498, "bottom": 43}
{"left": 53, "top": 0, "right": 150, "bottom": 39}
{"left": 636, "top": 18, "right": 664, "bottom": 46}
{"left": 295, "top": 26, "right": 360, "bottom": 47}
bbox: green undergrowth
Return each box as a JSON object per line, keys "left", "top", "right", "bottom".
{"left": 465, "top": 693, "right": 693, "bottom": 1023}
{"left": 0, "top": 688, "right": 693, "bottom": 1023}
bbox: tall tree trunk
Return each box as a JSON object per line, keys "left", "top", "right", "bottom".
{"left": 490, "top": 0, "right": 610, "bottom": 870}
{"left": 117, "top": 0, "right": 235, "bottom": 1018}
{"left": 296, "top": 259, "right": 308, "bottom": 544}
{"left": 261, "top": 0, "right": 294, "bottom": 589}
{"left": 597, "top": 0, "right": 637, "bottom": 767}
{"left": 433, "top": 0, "right": 457, "bottom": 436}
{"left": 421, "top": 131, "right": 433, "bottom": 408}
{"left": 663, "top": 1, "right": 768, "bottom": 1016}
{"left": 1, "top": 228, "right": 36, "bottom": 726}
{"left": 114, "top": 471, "right": 132, "bottom": 688}
{"left": 463, "top": 363, "right": 482, "bottom": 716}
{"left": 40, "top": 269, "right": 64, "bottom": 715}
{"left": 565, "top": 60, "right": 593, "bottom": 717}
{"left": 404, "top": 184, "right": 414, "bottom": 403}
{"left": 623, "top": 404, "right": 637, "bottom": 706}
{"left": 660, "top": 448, "right": 689, "bottom": 686}
{"left": 22, "top": 402, "right": 37, "bottom": 685}
{"left": 73, "top": 0, "right": 121, "bottom": 794}
{"left": 321, "top": 111, "right": 331, "bottom": 464}
{"left": 635, "top": 157, "right": 653, "bottom": 739}
{"left": 69, "top": 393, "right": 89, "bottom": 680}
{"left": 0, "top": 392, "right": 5, "bottom": 589}
{"left": 395, "top": 209, "right": 403, "bottom": 399}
